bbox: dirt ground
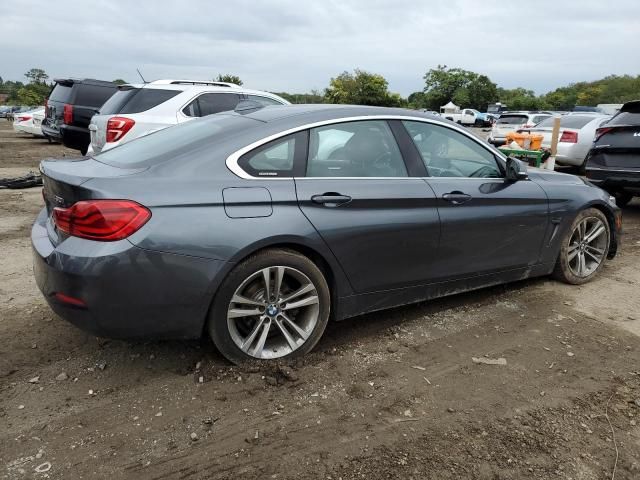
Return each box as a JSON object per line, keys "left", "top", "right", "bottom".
{"left": 1, "top": 121, "right": 639, "bottom": 480}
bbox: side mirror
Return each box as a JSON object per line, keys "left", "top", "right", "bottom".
{"left": 505, "top": 157, "right": 529, "bottom": 181}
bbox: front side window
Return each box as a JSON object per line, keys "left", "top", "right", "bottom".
{"left": 403, "top": 121, "right": 503, "bottom": 178}
{"left": 238, "top": 134, "right": 298, "bottom": 177}
{"left": 306, "top": 120, "right": 407, "bottom": 177}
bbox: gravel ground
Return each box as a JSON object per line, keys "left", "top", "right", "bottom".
{"left": 1, "top": 122, "right": 639, "bottom": 479}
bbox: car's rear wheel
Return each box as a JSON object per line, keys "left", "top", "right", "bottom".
{"left": 208, "top": 249, "right": 330, "bottom": 364}
{"left": 553, "top": 208, "right": 610, "bottom": 285}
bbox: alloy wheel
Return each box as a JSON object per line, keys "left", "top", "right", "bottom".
{"left": 226, "top": 266, "right": 320, "bottom": 359}
{"left": 567, "top": 217, "right": 608, "bottom": 278}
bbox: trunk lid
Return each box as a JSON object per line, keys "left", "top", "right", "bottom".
{"left": 40, "top": 158, "right": 146, "bottom": 246}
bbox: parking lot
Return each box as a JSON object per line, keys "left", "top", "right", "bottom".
{"left": 1, "top": 121, "right": 640, "bottom": 479}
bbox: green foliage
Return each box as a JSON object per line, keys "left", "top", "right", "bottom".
{"left": 422, "top": 65, "right": 497, "bottom": 111}
{"left": 24, "top": 68, "right": 48, "bottom": 84}
{"left": 540, "top": 75, "right": 640, "bottom": 109}
{"left": 216, "top": 74, "right": 243, "bottom": 86}
{"left": 324, "top": 69, "right": 405, "bottom": 107}
{"left": 112, "top": 78, "right": 128, "bottom": 85}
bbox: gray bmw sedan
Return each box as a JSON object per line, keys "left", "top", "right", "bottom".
{"left": 33, "top": 104, "right": 622, "bottom": 363}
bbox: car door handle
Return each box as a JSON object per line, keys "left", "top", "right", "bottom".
{"left": 442, "top": 191, "right": 472, "bottom": 205}
{"left": 311, "top": 193, "right": 352, "bottom": 207}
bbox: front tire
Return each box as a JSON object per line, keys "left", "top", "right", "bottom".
{"left": 552, "top": 208, "right": 610, "bottom": 285}
{"left": 208, "top": 249, "right": 330, "bottom": 364}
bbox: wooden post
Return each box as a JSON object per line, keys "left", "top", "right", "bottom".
{"left": 546, "top": 116, "right": 561, "bottom": 170}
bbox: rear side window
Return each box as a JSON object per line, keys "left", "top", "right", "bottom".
{"left": 497, "top": 115, "right": 527, "bottom": 124}
{"left": 99, "top": 88, "right": 180, "bottom": 115}
{"left": 307, "top": 120, "right": 407, "bottom": 177}
{"left": 48, "top": 84, "right": 72, "bottom": 102}
{"left": 74, "top": 84, "right": 117, "bottom": 107}
{"left": 183, "top": 93, "right": 241, "bottom": 117}
{"left": 238, "top": 134, "right": 302, "bottom": 177}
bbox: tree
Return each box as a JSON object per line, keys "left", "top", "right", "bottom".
{"left": 272, "top": 91, "right": 324, "bottom": 104}
{"left": 324, "top": 69, "right": 405, "bottom": 107}
{"left": 112, "top": 78, "right": 128, "bottom": 85}
{"left": 422, "top": 65, "right": 497, "bottom": 111}
{"left": 24, "top": 68, "right": 48, "bottom": 84}
{"left": 216, "top": 74, "right": 243, "bottom": 86}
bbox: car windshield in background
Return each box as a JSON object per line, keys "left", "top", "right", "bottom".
{"left": 94, "top": 114, "right": 258, "bottom": 168}
{"left": 536, "top": 115, "right": 598, "bottom": 129}
{"left": 48, "top": 84, "right": 72, "bottom": 102}
{"left": 99, "top": 88, "right": 182, "bottom": 115}
{"left": 497, "top": 115, "right": 527, "bottom": 124}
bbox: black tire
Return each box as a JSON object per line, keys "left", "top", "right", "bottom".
{"left": 552, "top": 208, "right": 610, "bottom": 285}
{"left": 207, "top": 249, "right": 330, "bottom": 364}
{"left": 612, "top": 191, "right": 633, "bottom": 208}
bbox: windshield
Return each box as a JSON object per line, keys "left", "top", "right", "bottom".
{"left": 94, "top": 114, "right": 260, "bottom": 168}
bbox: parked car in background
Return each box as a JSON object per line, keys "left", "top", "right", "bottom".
{"left": 487, "top": 112, "right": 551, "bottom": 145}
{"left": 42, "top": 78, "right": 118, "bottom": 154}
{"left": 520, "top": 114, "right": 610, "bottom": 166}
{"left": 33, "top": 105, "right": 620, "bottom": 364}
{"left": 0, "top": 106, "right": 12, "bottom": 118}
{"left": 13, "top": 107, "right": 45, "bottom": 137}
{"left": 88, "top": 80, "right": 289, "bottom": 154}
{"left": 584, "top": 100, "right": 640, "bottom": 207}
{"left": 440, "top": 108, "right": 490, "bottom": 127}
{"left": 5, "top": 105, "right": 35, "bottom": 122}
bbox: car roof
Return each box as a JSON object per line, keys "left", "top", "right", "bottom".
{"left": 118, "top": 80, "right": 286, "bottom": 99}
{"left": 236, "top": 104, "right": 441, "bottom": 124}
{"left": 53, "top": 78, "right": 116, "bottom": 87}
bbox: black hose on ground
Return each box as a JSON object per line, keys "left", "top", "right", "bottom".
{"left": 0, "top": 172, "right": 43, "bottom": 189}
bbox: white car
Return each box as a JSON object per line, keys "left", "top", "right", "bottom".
{"left": 520, "top": 114, "right": 611, "bottom": 166}
{"left": 88, "top": 80, "right": 290, "bottom": 154}
{"left": 13, "top": 107, "right": 45, "bottom": 137}
{"left": 487, "top": 112, "right": 551, "bottom": 145}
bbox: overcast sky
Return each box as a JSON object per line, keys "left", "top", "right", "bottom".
{"left": 2, "top": 0, "right": 639, "bottom": 96}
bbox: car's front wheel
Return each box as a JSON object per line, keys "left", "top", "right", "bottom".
{"left": 208, "top": 249, "right": 330, "bottom": 364}
{"left": 553, "top": 208, "right": 610, "bottom": 285}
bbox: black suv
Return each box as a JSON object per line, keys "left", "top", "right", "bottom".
{"left": 584, "top": 100, "right": 640, "bottom": 207}
{"left": 42, "top": 79, "right": 118, "bottom": 154}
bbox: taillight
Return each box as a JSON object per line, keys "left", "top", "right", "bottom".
{"left": 44, "top": 98, "right": 49, "bottom": 117}
{"left": 106, "top": 117, "right": 135, "bottom": 143}
{"left": 559, "top": 131, "right": 578, "bottom": 143}
{"left": 594, "top": 127, "right": 614, "bottom": 142}
{"left": 53, "top": 200, "right": 151, "bottom": 241}
{"left": 522, "top": 124, "right": 534, "bottom": 128}
{"left": 16, "top": 115, "right": 32, "bottom": 122}
{"left": 63, "top": 104, "right": 73, "bottom": 124}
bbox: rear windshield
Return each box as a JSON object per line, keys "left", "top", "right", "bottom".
{"left": 99, "top": 88, "right": 181, "bottom": 115}
{"left": 74, "top": 84, "right": 117, "bottom": 107}
{"left": 497, "top": 115, "right": 527, "bottom": 124}
{"left": 94, "top": 114, "right": 258, "bottom": 168}
{"left": 49, "top": 84, "right": 72, "bottom": 102}
{"left": 608, "top": 111, "right": 640, "bottom": 126}
{"left": 536, "top": 116, "right": 598, "bottom": 129}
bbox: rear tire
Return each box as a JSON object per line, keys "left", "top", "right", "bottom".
{"left": 207, "top": 249, "right": 330, "bottom": 364}
{"left": 552, "top": 208, "right": 610, "bottom": 285}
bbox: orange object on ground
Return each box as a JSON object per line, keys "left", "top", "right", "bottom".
{"left": 505, "top": 132, "right": 544, "bottom": 150}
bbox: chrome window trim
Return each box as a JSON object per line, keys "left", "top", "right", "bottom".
{"left": 225, "top": 115, "right": 508, "bottom": 180}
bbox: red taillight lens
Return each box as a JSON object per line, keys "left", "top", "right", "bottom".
{"left": 16, "top": 115, "right": 32, "bottom": 122}
{"left": 559, "top": 131, "right": 578, "bottom": 143}
{"left": 54, "top": 292, "right": 87, "bottom": 308}
{"left": 594, "top": 127, "right": 614, "bottom": 142}
{"left": 106, "top": 117, "right": 135, "bottom": 143}
{"left": 522, "top": 123, "right": 534, "bottom": 128}
{"left": 63, "top": 103, "right": 73, "bottom": 124}
{"left": 53, "top": 200, "right": 151, "bottom": 241}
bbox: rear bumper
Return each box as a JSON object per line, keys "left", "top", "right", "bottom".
{"left": 31, "top": 208, "right": 226, "bottom": 340}
{"left": 586, "top": 167, "right": 640, "bottom": 193}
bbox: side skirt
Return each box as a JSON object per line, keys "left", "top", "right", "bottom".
{"left": 334, "top": 263, "right": 555, "bottom": 321}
